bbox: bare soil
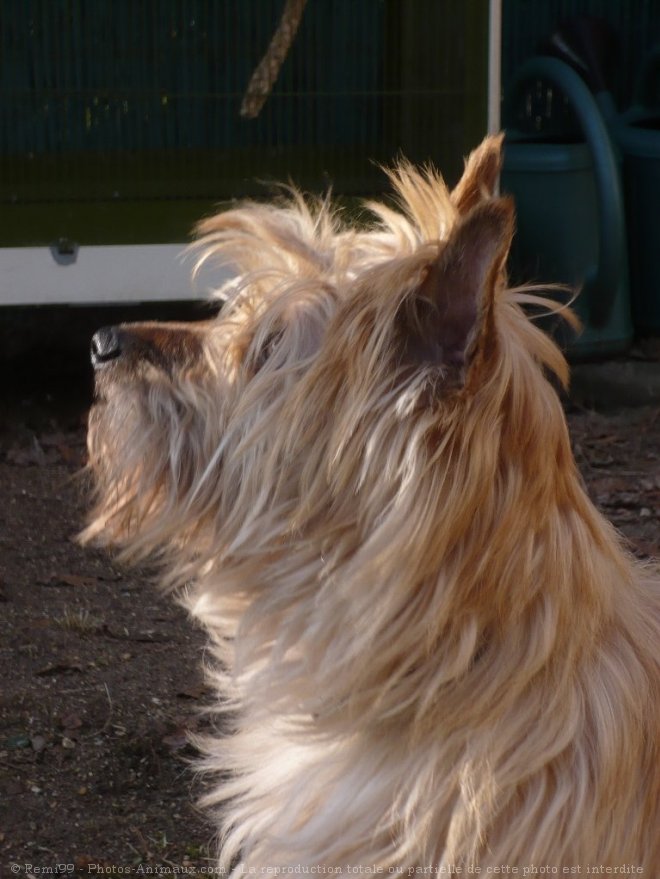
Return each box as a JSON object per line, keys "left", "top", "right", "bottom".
{"left": 0, "top": 359, "right": 658, "bottom": 872}
{"left": 0, "top": 367, "right": 214, "bottom": 870}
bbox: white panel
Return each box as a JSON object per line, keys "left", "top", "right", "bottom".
{"left": 0, "top": 243, "right": 233, "bottom": 306}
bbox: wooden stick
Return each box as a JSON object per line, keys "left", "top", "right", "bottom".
{"left": 240, "top": 0, "right": 308, "bottom": 119}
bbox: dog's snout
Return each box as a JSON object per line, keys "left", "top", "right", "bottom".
{"left": 90, "top": 320, "right": 208, "bottom": 374}
{"left": 91, "top": 326, "right": 122, "bottom": 368}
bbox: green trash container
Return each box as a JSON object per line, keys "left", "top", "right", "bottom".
{"left": 617, "top": 117, "right": 660, "bottom": 332}
{"left": 612, "top": 49, "right": 660, "bottom": 333}
{"left": 580, "top": 50, "right": 660, "bottom": 334}
{"left": 501, "top": 57, "right": 632, "bottom": 359}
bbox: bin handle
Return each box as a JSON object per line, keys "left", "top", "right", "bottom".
{"left": 504, "top": 56, "right": 626, "bottom": 328}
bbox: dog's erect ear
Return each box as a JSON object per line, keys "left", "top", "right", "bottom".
{"left": 451, "top": 134, "right": 504, "bottom": 215}
{"left": 402, "top": 197, "right": 514, "bottom": 376}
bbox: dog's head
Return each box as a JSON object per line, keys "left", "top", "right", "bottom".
{"left": 83, "top": 191, "right": 347, "bottom": 564}
{"left": 84, "top": 136, "right": 577, "bottom": 656}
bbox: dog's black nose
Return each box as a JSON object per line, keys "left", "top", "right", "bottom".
{"left": 91, "top": 326, "right": 122, "bottom": 367}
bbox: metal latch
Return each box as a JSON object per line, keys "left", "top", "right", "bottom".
{"left": 50, "top": 238, "right": 79, "bottom": 265}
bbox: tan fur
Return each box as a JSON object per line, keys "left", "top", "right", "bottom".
{"left": 84, "top": 136, "right": 660, "bottom": 873}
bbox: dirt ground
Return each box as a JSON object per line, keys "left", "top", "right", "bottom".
{"left": 0, "top": 360, "right": 214, "bottom": 871}
{"left": 0, "top": 347, "right": 659, "bottom": 872}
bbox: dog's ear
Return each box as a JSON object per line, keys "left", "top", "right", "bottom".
{"left": 451, "top": 134, "right": 504, "bottom": 215}
{"left": 401, "top": 197, "right": 514, "bottom": 379}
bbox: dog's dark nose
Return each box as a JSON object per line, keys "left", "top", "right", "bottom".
{"left": 91, "top": 326, "right": 122, "bottom": 367}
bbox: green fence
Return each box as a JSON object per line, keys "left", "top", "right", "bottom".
{"left": 0, "top": 0, "right": 488, "bottom": 247}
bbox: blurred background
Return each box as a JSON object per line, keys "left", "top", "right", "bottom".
{"left": 1, "top": 0, "right": 660, "bottom": 363}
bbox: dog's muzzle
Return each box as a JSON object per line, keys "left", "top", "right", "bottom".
{"left": 90, "top": 320, "right": 209, "bottom": 374}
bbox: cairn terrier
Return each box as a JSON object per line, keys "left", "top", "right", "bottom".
{"left": 84, "top": 136, "right": 659, "bottom": 872}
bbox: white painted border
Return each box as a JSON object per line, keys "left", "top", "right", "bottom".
{"left": 0, "top": 243, "right": 231, "bottom": 306}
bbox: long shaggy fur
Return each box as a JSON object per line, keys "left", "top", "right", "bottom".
{"left": 84, "top": 135, "right": 660, "bottom": 872}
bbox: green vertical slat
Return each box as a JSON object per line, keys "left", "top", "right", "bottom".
{"left": 13, "top": 0, "right": 660, "bottom": 230}
{"left": 464, "top": 0, "right": 489, "bottom": 150}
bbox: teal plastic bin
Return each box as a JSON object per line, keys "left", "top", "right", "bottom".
{"left": 617, "top": 118, "right": 660, "bottom": 332}
{"left": 612, "top": 49, "right": 660, "bottom": 333}
{"left": 502, "top": 57, "right": 632, "bottom": 359}
{"left": 585, "top": 49, "right": 660, "bottom": 334}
